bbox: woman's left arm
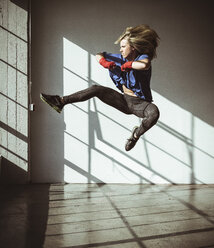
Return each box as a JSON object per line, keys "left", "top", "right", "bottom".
{"left": 121, "top": 58, "right": 151, "bottom": 71}
{"left": 132, "top": 59, "right": 151, "bottom": 70}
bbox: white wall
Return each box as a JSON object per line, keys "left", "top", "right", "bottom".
{"left": 31, "top": 0, "right": 214, "bottom": 184}
{"left": 0, "top": 0, "right": 29, "bottom": 183}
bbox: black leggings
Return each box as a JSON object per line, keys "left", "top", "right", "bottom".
{"left": 63, "top": 85, "right": 160, "bottom": 138}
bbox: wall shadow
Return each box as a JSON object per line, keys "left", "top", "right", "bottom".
{"left": 31, "top": 0, "right": 214, "bottom": 183}
{"left": 0, "top": 156, "right": 28, "bottom": 184}
{"left": 58, "top": 0, "right": 214, "bottom": 127}
{"left": 62, "top": 37, "right": 214, "bottom": 184}
{"left": 10, "top": 0, "right": 28, "bottom": 11}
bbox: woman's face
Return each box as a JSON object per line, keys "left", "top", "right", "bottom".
{"left": 120, "top": 38, "right": 136, "bottom": 60}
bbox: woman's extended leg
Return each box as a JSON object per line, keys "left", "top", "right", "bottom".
{"left": 41, "top": 85, "right": 131, "bottom": 115}
{"left": 63, "top": 85, "right": 131, "bottom": 114}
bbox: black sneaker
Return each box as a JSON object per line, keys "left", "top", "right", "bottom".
{"left": 40, "top": 93, "right": 63, "bottom": 113}
{"left": 125, "top": 126, "right": 139, "bottom": 151}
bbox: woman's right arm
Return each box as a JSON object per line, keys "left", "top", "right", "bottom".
{"left": 96, "top": 52, "right": 104, "bottom": 63}
{"left": 96, "top": 52, "right": 116, "bottom": 69}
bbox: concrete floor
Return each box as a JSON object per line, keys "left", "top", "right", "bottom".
{"left": 0, "top": 184, "right": 214, "bottom": 248}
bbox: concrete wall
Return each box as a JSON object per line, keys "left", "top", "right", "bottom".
{"left": 31, "top": 0, "right": 214, "bottom": 184}
{"left": 0, "top": 0, "right": 29, "bottom": 183}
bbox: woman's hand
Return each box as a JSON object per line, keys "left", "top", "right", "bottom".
{"left": 121, "top": 61, "right": 133, "bottom": 72}
{"left": 99, "top": 57, "right": 116, "bottom": 70}
{"left": 121, "top": 59, "right": 150, "bottom": 72}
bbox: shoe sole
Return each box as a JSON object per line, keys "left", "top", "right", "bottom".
{"left": 128, "top": 126, "right": 139, "bottom": 141}
{"left": 40, "top": 94, "right": 62, "bottom": 113}
{"left": 125, "top": 126, "right": 139, "bottom": 151}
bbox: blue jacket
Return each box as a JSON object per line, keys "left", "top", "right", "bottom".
{"left": 103, "top": 52, "right": 152, "bottom": 102}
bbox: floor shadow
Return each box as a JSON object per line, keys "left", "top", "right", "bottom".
{"left": 157, "top": 185, "right": 214, "bottom": 226}
{"left": 25, "top": 184, "right": 50, "bottom": 248}
{"left": 0, "top": 184, "right": 50, "bottom": 248}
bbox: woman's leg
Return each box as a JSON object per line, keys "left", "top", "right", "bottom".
{"left": 135, "top": 103, "right": 160, "bottom": 137}
{"left": 63, "top": 85, "right": 131, "bottom": 114}
{"left": 125, "top": 102, "right": 160, "bottom": 151}
{"left": 41, "top": 85, "right": 131, "bottom": 114}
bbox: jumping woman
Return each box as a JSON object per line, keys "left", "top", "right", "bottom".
{"left": 40, "top": 24, "right": 160, "bottom": 151}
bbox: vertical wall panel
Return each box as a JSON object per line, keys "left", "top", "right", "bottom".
{"left": 7, "top": 66, "right": 16, "bottom": 100}
{"left": 0, "top": 0, "right": 29, "bottom": 183}
{"left": 0, "top": 29, "right": 7, "bottom": 61}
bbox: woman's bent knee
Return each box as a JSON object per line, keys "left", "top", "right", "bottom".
{"left": 152, "top": 104, "right": 160, "bottom": 124}
{"left": 147, "top": 103, "right": 160, "bottom": 125}
{"left": 91, "top": 84, "right": 105, "bottom": 97}
{"left": 91, "top": 84, "right": 100, "bottom": 91}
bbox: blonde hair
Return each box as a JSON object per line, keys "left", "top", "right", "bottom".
{"left": 115, "top": 24, "right": 160, "bottom": 60}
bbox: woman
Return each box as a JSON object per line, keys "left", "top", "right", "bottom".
{"left": 40, "top": 24, "right": 160, "bottom": 151}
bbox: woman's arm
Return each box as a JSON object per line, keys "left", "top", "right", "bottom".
{"left": 96, "top": 52, "right": 104, "bottom": 62}
{"left": 121, "top": 58, "right": 151, "bottom": 72}
{"left": 132, "top": 58, "right": 151, "bottom": 70}
{"left": 96, "top": 52, "right": 116, "bottom": 69}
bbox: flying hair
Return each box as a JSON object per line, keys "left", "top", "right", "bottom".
{"left": 115, "top": 24, "right": 160, "bottom": 60}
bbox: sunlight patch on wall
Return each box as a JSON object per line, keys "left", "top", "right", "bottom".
{"left": 194, "top": 118, "right": 214, "bottom": 183}
{"left": 63, "top": 38, "right": 88, "bottom": 80}
{"left": 63, "top": 38, "right": 214, "bottom": 184}
{"left": 63, "top": 38, "right": 89, "bottom": 183}
{"left": 90, "top": 54, "right": 110, "bottom": 87}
